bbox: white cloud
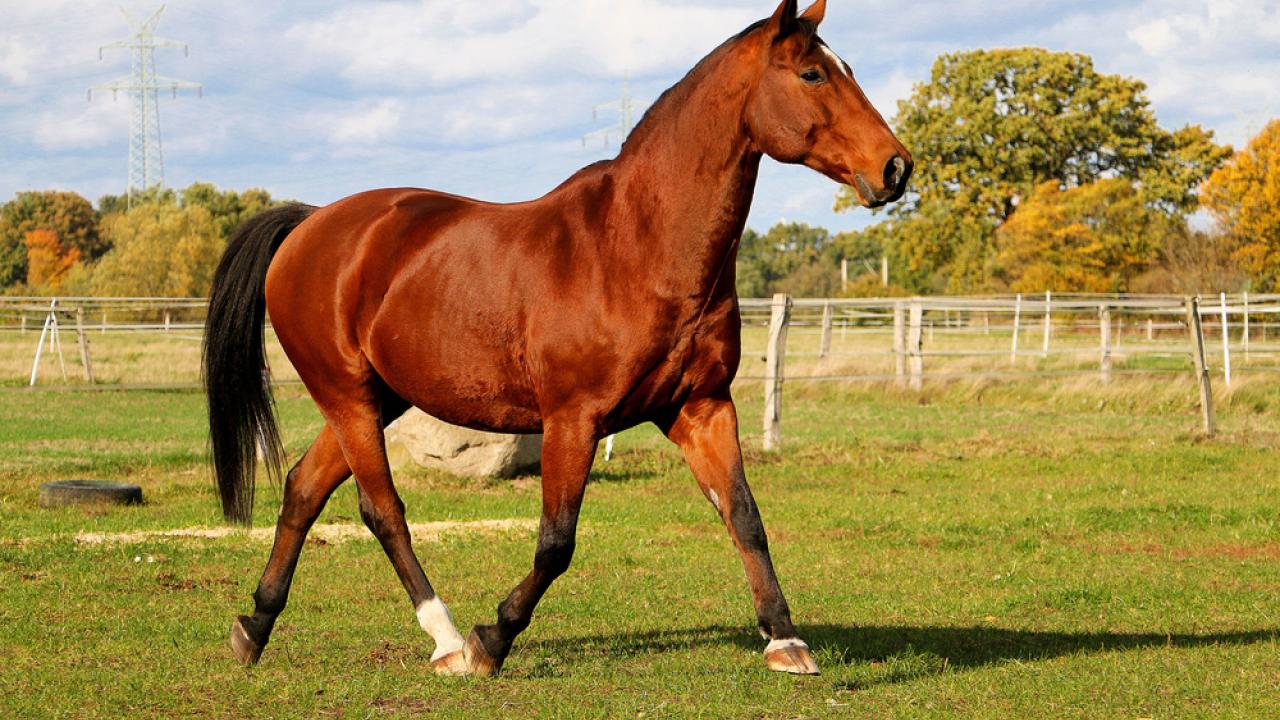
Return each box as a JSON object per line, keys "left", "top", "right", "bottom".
{"left": 31, "top": 102, "right": 124, "bottom": 151}
{"left": 285, "top": 0, "right": 757, "bottom": 89}
{"left": 328, "top": 99, "right": 404, "bottom": 145}
{"left": 0, "top": 34, "right": 36, "bottom": 83}
{"left": 1128, "top": 19, "right": 1178, "bottom": 55}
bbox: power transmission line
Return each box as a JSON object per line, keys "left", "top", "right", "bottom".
{"left": 88, "top": 5, "right": 201, "bottom": 206}
{"left": 583, "top": 73, "right": 640, "bottom": 150}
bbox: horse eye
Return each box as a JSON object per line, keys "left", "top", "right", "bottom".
{"left": 800, "top": 69, "right": 825, "bottom": 84}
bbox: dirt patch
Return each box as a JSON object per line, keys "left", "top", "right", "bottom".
{"left": 69, "top": 518, "right": 537, "bottom": 546}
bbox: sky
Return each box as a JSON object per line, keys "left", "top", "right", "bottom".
{"left": 1, "top": 0, "right": 1278, "bottom": 235}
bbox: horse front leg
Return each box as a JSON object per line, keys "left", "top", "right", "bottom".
{"left": 665, "top": 394, "right": 819, "bottom": 675}
{"left": 463, "top": 417, "right": 597, "bottom": 677}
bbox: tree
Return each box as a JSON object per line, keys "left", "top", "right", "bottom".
{"left": 0, "top": 191, "right": 103, "bottom": 287}
{"left": 180, "top": 183, "right": 276, "bottom": 239}
{"left": 97, "top": 187, "right": 178, "bottom": 218}
{"left": 1203, "top": 119, "right": 1280, "bottom": 290}
{"left": 836, "top": 48, "right": 1231, "bottom": 291}
{"left": 992, "top": 180, "right": 1177, "bottom": 293}
{"left": 736, "top": 222, "right": 834, "bottom": 297}
{"left": 89, "top": 203, "right": 223, "bottom": 297}
{"left": 98, "top": 183, "right": 277, "bottom": 241}
{"left": 24, "top": 229, "right": 82, "bottom": 292}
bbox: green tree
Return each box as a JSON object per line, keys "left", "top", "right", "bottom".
{"left": 180, "top": 183, "right": 276, "bottom": 239}
{"left": 97, "top": 187, "right": 178, "bottom": 218}
{"left": 837, "top": 48, "right": 1230, "bottom": 291}
{"left": 736, "top": 222, "right": 834, "bottom": 297}
{"left": 89, "top": 203, "right": 223, "bottom": 297}
{"left": 0, "top": 191, "right": 103, "bottom": 287}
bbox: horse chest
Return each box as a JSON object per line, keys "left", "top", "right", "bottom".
{"left": 607, "top": 303, "right": 740, "bottom": 422}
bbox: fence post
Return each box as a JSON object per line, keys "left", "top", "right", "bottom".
{"left": 908, "top": 300, "right": 924, "bottom": 390}
{"left": 1042, "top": 290, "right": 1052, "bottom": 357}
{"left": 1243, "top": 291, "right": 1251, "bottom": 364}
{"left": 21, "top": 314, "right": 27, "bottom": 334}
{"left": 763, "top": 293, "right": 792, "bottom": 452}
{"left": 1187, "top": 297, "right": 1216, "bottom": 437}
{"left": 1219, "top": 292, "right": 1231, "bottom": 386}
{"left": 1099, "top": 304, "right": 1112, "bottom": 382}
{"left": 1010, "top": 293, "right": 1022, "bottom": 365}
{"left": 74, "top": 307, "right": 94, "bottom": 384}
{"left": 1146, "top": 318, "right": 1155, "bottom": 342}
{"left": 893, "top": 301, "right": 906, "bottom": 385}
{"left": 819, "top": 301, "right": 833, "bottom": 358}
{"left": 164, "top": 308, "right": 172, "bottom": 333}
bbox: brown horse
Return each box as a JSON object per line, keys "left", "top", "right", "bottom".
{"left": 203, "top": 0, "right": 910, "bottom": 678}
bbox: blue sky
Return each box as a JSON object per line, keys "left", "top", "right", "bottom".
{"left": 1, "top": 0, "right": 1277, "bottom": 234}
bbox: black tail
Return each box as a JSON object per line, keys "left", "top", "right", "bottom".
{"left": 203, "top": 203, "right": 316, "bottom": 525}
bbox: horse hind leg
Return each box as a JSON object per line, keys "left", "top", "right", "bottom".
{"left": 326, "top": 393, "right": 469, "bottom": 676}
{"left": 231, "top": 423, "right": 350, "bottom": 665}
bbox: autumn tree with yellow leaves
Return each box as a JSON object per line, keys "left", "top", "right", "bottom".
{"left": 992, "top": 180, "right": 1180, "bottom": 293}
{"left": 1203, "top": 120, "right": 1280, "bottom": 290}
{"left": 89, "top": 203, "right": 224, "bottom": 297}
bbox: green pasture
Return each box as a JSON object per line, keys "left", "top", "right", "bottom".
{"left": 2, "top": 378, "right": 1280, "bottom": 718}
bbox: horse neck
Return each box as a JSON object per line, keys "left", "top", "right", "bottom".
{"left": 606, "top": 49, "right": 762, "bottom": 293}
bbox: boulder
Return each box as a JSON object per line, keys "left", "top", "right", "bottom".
{"left": 384, "top": 409, "right": 541, "bottom": 478}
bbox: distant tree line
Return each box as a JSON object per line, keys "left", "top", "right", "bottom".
{"left": 0, "top": 183, "right": 279, "bottom": 297}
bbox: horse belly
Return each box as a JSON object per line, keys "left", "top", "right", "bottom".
{"left": 365, "top": 297, "right": 542, "bottom": 434}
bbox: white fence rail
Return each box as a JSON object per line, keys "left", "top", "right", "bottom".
{"left": 740, "top": 292, "right": 1280, "bottom": 444}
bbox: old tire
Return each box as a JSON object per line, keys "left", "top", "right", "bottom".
{"left": 38, "top": 480, "right": 143, "bottom": 509}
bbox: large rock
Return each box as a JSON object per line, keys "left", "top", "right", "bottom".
{"left": 384, "top": 409, "right": 541, "bottom": 478}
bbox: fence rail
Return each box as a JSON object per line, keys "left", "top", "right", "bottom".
{"left": 5, "top": 293, "right": 1277, "bottom": 445}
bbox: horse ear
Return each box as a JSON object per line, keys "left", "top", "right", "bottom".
{"left": 767, "top": 0, "right": 800, "bottom": 40}
{"left": 799, "top": 0, "right": 826, "bottom": 25}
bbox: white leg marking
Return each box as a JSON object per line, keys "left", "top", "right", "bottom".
{"left": 708, "top": 488, "right": 721, "bottom": 511}
{"left": 765, "top": 637, "right": 809, "bottom": 653}
{"left": 416, "top": 597, "right": 465, "bottom": 660}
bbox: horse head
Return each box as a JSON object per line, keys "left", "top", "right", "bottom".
{"left": 742, "top": 0, "right": 913, "bottom": 208}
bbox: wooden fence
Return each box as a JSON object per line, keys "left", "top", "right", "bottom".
{"left": 741, "top": 292, "right": 1280, "bottom": 445}
{"left": 5, "top": 294, "right": 1279, "bottom": 445}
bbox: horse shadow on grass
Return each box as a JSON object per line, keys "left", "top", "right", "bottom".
{"left": 529, "top": 623, "right": 1278, "bottom": 688}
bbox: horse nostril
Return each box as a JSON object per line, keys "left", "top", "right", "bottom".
{"left": 883, "top": 155, "right": 906, "bottom": 193}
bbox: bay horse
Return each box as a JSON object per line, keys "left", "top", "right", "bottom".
{"left": 203, "top": 0, "right": 910, "bottom": 678}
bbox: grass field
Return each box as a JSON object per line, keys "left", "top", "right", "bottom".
{"left": 3, "top": 378, "right": 1280, "bottom": 718}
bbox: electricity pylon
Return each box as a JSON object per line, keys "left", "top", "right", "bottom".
{"left": 89, "top": 5, "right": 201, "bottom": 206}
{"left": 583, "top": 73, "right": 639, "bottom": 150}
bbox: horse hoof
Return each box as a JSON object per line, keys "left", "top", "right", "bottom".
{"left": 764, "top": 639, "right": 820, "bottom": 676}
{"left": 431, "top": 649, "right": 470, "bottom": 677}
{"left": 229, "top": 616, "right": 264, "bottom": 666}
{"left": 463, "top": 629, "right": 503, "bottom": 678}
